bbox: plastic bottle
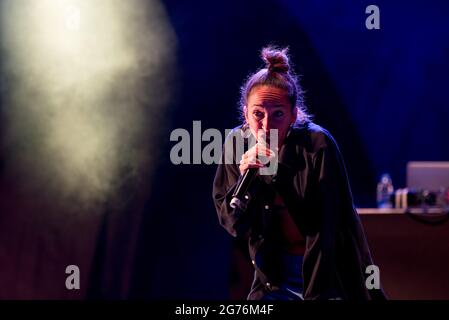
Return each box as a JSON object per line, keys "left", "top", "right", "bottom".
{"left": 377, "top": 173, "right": 394, "bottom": 208}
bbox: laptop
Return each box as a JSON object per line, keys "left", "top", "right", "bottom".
{"left": 407, "top": 162, "right": 449, "bottom": 190}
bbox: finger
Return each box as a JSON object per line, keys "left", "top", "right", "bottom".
{"left": 247, "top": 155, "right": 260, "bottom": 164}
{"left": 256, "top": 142, "right": 273, "bottom": 153}
{"left": 248, "top": 145, "right": 267, "bottom": 157}
{"left": 239, "top": 162, "right": 264, "bottom": 173}
{"left": 256, "top": 147, "right": 275, "bottom": 158}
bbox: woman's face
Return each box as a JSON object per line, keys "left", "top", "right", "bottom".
{"left": 245, "top": 85, "right": 297, "bottom": 147}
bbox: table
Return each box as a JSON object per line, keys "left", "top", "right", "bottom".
{"left": 358, "top": 208, "right": 449, "bottom": 299}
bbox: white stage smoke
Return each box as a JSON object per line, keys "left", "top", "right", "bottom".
{"left": 1, "top": 0, "right": 176, "bottom": 208}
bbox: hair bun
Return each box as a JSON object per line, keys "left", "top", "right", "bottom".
{"left": 261, "top": 46, "right": 290, "bottom": 73}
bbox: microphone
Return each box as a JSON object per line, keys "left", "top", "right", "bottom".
{"left": 230, "top": 168, "right": 258, "bottom": 211}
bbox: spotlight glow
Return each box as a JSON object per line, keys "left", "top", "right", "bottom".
{"left": 1, "top": 0, "right": 176, "bottom": 206}
{"left": 64, "top": 4, "right": 81, "bottom": 31}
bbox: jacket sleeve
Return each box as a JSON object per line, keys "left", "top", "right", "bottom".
{"left": 303, "top": 129, "right": 386, "bottom": 300}
{"left": 303, "top": 131, "right": 350, "bottom": 300}
{"left": 212, "top": 131, "right": 255, "bottom": 238}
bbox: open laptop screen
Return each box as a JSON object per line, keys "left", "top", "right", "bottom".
{"left": 407, "top": 162, "right": 449, "bottom": 190}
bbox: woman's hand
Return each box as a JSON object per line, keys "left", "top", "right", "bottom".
{"left": 239, "top": 143, "right": 275, "bottom": 175}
